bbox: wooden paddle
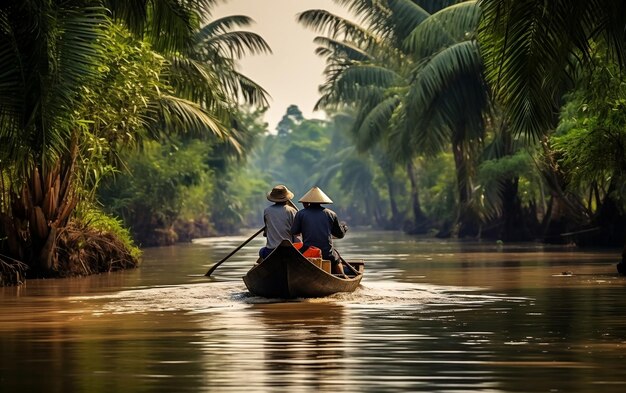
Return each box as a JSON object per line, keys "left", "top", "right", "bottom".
{"left": 335, "top": 249, "right": 360, "bottom": 276}
{"left": 204, "top": 227, "right": 265, "bottom": 277}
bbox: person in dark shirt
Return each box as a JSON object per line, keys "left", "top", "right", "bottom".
{"left": 291, "top": 187, "right": 348, "bottom": 275}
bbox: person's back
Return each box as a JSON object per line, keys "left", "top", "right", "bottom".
{"left": 259, "top": 185, "right": 297, "bottom": 259}
{"left": 264, "top": 203, "right": 297, "bottom": 249}
{"left": 291, "top": 187, "right": 347, "bottom": 274}
{"left": 292, "top": 204, "right": 343, "bottom": 258}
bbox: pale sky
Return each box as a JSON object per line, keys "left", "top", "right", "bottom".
{"left": 212, "top": 0, "right": 354, "bottom": 131}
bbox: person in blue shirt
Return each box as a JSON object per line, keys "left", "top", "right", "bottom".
{"left": 291, "top": 187, "right": 348, "bottom": 275}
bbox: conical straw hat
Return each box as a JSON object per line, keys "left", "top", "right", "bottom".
{"left": 298, "top": 187, "right": 333, "bottom": 204}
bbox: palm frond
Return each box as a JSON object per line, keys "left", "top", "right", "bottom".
{"left": 386, "top": 105, "right": 440, "bottom": 163}
{"left": 338, "top": 155, "right": 376, "bottom": 191}
{"left": 597, "top": 0, "right": 626, "bottom": 66}
{"left": 298, "top": 9, "right": 376, "bottom": 45}
{"left": 199, "top": 30, "right": 271, "bottom": 59}
{"left": 106, "top": 0, "right": 218, "bottom": 52}
{"left": 156, "top": 94, "right": 227, "bottom": 139}
{"left": 331, "top": 0, "right": 388, "bottom": 21}
{"left": 337, "top": 85, "right": 386, "bottom": 116}
{"left": 479, "top": 0, "right": 591, "bottom": 139}
{"left": 195, "top": 15, "right": 255, "bottom": 40}
{"left": 312, "top": 36, "right": 372, "bottom": 62}
{"left": 408, "top": 40, "right": 484, "bottom": 116}
{"left": 49, "top": 6, "right": 110, "bottom": 108}
{"left": 386, "top": 0, "right": 431, "bottom": 43}
{"left": 35, "top": 6, "right": 110, "bottom": 164}
{"left": 405, "top": 98, "right": 451, "bottom": 157}
{"left": 314, "top": 159, "right": 346, "bottom": 186}
{"left": 352, "top": 95, "right": 401, "bottom": 151}
{"left": 317, "top": 61, "right": 392, "bottom": 107}
{"left": 405, "top": 1, "right": 480, "bottom": 58}
{"left": 335, "top": 64, "right": 401, "bottom": 101}
{"left": 168, "top": 52, "right": 268, "bottom": 111}
{"left": 235, "top": 71, "right": 270, "bottom": 107}
{"left": 166, "top": 56, "right": 227, "bottom": 110}
{"left": 0, "top": 10, "right": 22, "bottom": 134}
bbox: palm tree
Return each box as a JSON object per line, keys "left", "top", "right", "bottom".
{"left": 1, "top": 2, "right": 115, "bottom": 274}
{"left": 166, "top": 14, "right": 271, "bottom": 143}
{"left": 479, "top": 0, "right": 626, "bottom": 140}
{"left": 299, "top": 1, "right": 430, "bottom": 232}
{"left": 403, "top": 0, "right": 488, "bottom": 236}
{"left": 0, "top": 0, "right": 269, "bottom": 277}
{"left": 300, "top": 0, "right": 489, "bottom": 235}
{"left": 311, "top": 111, "right": 405, "bottom": 227}
{"left": 479, "top": 0, "right": 626, "bottom": 244}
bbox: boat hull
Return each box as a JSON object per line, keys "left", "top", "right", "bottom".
{"left": 243, "top": 240, "right": 363, "bottom": 299}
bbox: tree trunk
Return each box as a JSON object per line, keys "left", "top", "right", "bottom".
{"left": 452, "top": 137, "right": 480, "bottom": 238}
{"left": 541, "top": 194, "right": 571, "bottom": 244}
{"left": 535, "top": 137, "right": 592, "bottom": 244}
{"left": 500, "top": 177, "right": 534, "bottom": 241}
{"left": 574, "top": 180, "right": 626, "bottom": 247}
{"left": 0, "top": 150, "right": 78, "bottom": 276}
{"left": 405, "top": 162, "right": 429, "bottom": 234}
{"left": 385, "top": 176, "right": 402, "bottom": 229}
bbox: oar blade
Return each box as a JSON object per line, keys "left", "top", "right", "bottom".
{"left": 205, "top": 264, "right": 219, "bottom": 277}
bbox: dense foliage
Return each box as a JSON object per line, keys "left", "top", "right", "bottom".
{"left": 0, "top": 0, "right": 269, "bottom": 284}
{"left": 2, "top": 0, "right": 626, "bottom": 285}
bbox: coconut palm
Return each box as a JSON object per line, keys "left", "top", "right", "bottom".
{"left": 0, "top": 0, "right": 269, "bottom": 277}
{"left": 479, "top": 0, "right": 626, "bottom": 244}
{"left": 311, "top": 111, "right": 406, "bottom": 228}
{"left": 479, "top": 0, "right": 626, "bottom": 140}
{"left": 300, "top": 0, "right": 489, "bottom": 235}
{"left": 0, "top": 2, "right": 114, "bottom": 274}
{"left": 166, "top": 14, "right": 271, "bottom": 154}
{"left": 299, "top": 2, "right": 431, "bottom": 232}
{"left": 402, "top": 0, "right": 488, "bottom": 236}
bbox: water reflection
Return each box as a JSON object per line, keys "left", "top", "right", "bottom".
{"left": 183, "top": 303, "right": 349, "bottom": 392}
{"left": 1, "top": 231, "right": 625, "bottom": 392}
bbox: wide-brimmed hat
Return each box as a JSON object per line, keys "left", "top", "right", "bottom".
{"left": 298, "top": 186, "right": 333, "bottom": 204}
{"left": 267, "top": 185, "right": 294, "bottom": 202}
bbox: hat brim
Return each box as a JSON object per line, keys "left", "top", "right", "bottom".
{"left": 267, "top": 190, "right": 294, "bottom": 202}
{"left": 298, "top": 187, "right": 333, "bottom": 204}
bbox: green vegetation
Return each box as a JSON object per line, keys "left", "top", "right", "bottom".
{"left": 0, "top": 0, "right": 269, "bottom": 284}
{"left": 286, "top": 0, "right": 626, "bottom": 247}
{"left": 2, "top": 0, "right": 626, "bottom": 285}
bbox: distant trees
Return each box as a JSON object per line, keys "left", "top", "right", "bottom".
{"left": 277, "top": 105, "right": 305, "bottom": 136}
{"left": 248, "top": 106, "right": 399, "bottom": 228}
{"left": 5, "top": 0, "right": 625, "bottom": 287}
{"left": 86, "top": 0, "right": 626, "bottom": 251}
{"left": 298, "top": 0, "right": 489, "bottom": 235}
{"left": 285, "top": 0, "right": 626, "bottom": 246}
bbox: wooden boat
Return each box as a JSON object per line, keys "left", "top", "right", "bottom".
{"left": 243, "top": 240, "right": 364, "bottom": 299}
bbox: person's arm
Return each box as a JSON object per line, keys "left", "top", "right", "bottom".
{"left": 291, "top": 212, "right": 302, "bottom": 238}
{"left": 288, "top": 208, "right": 301, "bottom": 243}
{"left": 262, "top": 212, "right": 267, "bottom": 237}
{"left": 330, "top": 213, "right": 347, "bottom": 239}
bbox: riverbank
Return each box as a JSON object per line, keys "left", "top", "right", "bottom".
{"left": 0, "top": 221, "right": 140, "bottom": 287}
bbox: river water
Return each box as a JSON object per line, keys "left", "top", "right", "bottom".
{"left": 1, "top": 230, "right": 625, "bottom": 392}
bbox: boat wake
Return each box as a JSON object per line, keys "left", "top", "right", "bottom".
{"left": 68, "top": 279, "right": 527, "bottom": 315}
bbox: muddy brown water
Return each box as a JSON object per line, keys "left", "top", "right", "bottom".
{"left": 1, "top": 230, "right": 625, "bottom": 392}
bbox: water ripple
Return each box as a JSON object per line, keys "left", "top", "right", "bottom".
{"left": 68, "top": 279, "right": 528, "bottom": 315}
